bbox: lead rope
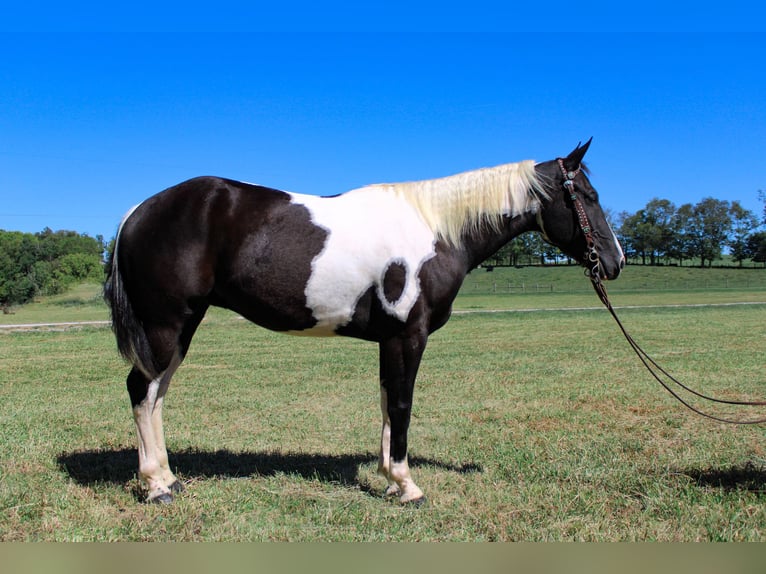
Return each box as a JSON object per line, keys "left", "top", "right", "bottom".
{"left": 557, "top": 159, "right": 766, "bottom": 425}
{"left": 591, "top": 277, "right": 766, "bottom": 425}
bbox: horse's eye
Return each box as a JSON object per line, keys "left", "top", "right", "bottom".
{"left": 581, "top": 187, "right": 598, "bottom": 201}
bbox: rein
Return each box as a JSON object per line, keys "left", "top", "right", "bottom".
{"left": 557, "top": 159, "right": 766, "bottom": 425}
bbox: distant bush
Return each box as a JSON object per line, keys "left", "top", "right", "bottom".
{"left": 0, "top": 228, "right": 105, "bottom": 310}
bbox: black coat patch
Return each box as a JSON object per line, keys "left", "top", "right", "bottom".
{"left": 382, "top": 260, "right": 407, "bottom": 304}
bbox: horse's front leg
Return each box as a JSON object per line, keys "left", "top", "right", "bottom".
{"left": 377, "top": 385, "right": 399, "bottom": 497}
{"left": 378, "top": 332, "right": 427, "bottom": 504}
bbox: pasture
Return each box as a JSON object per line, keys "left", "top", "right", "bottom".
{"left": 1, "top": 269, "right": 766, "bottom": 541}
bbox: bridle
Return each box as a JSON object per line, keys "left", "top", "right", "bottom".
{"left": 557, "top": 158, "right": 601, "bottom": 281}
{"left": 556, "top": 158, "right": 766, "bottom": 425}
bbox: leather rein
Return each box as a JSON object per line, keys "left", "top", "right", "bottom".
{"left": 558, "top": 158, "right": 766, "bottom": 425}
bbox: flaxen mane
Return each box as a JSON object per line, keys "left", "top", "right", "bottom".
{"left": 353, "top": 160, "right": 548, "bottom": 245}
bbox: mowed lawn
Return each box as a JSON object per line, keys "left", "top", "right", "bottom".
{"left": 1, "top": 274, "right": 766, "bottom": 540}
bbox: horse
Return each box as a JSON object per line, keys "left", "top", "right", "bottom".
{"left": 104, "top": 139, "right": 625, "bottom": 504}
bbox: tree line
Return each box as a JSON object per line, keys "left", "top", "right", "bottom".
{"left": 0, "top": 228, "right": 105, "bottom": 310}
{"left": 616, "top": 196, "right": 765, "bottom": 267}
{"left": 489, "top": 194, "right": 766, "bottom": 268}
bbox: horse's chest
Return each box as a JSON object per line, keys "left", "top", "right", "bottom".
{"left": 290, "top": 192, "right": 436, "bottom": 334}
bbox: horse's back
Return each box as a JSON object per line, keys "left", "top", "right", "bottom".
{"left": 115, "top": 176, "right": 451, "bottom": 337}
{"left": 116, "top": 177, "right": 303, "bottom": 322}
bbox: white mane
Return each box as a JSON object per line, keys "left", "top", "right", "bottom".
{"left": 350, "top": 160, "right": 547, "bottom": 246}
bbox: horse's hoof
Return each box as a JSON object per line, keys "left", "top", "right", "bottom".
{"left": 169, "top": 480, "right": 185, "bottom": 493}
{"left": 401, "top": 495, "right": 426, "bottom": 507}
{"left": 149, "top": 492, "right": 174, "bottom": 504}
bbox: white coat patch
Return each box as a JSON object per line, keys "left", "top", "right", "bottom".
{"left": 289, "top": 190, "right": 437, "bottom": 335}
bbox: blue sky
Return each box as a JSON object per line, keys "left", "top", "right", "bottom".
{"left": 1, "top": 26, "right": 764, "bottom": 240}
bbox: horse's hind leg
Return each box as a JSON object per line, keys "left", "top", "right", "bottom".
{"left": 151, "top": 368, "right": 184, "bottom": 496}
{"left": 127, "top": 352, "right": 182, "bottom": 503}
{"left": 125, "top": 308, "right": 207, "bottom": 502}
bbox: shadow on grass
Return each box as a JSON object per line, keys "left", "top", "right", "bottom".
{"left": 683, "top": 462, "right": 766, "bottom": 494}
{"left": 57, "top": 447, "right": 481, "bottom": 492}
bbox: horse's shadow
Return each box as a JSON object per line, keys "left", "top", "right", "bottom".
{"left": 682, "top": 462, "right": 766, "bottom": 493}
{"left": 57, "top": 448, "right": 766, "bottom": 501}
{"left": 56, "top": 447, "right": 481, "bottom": 496}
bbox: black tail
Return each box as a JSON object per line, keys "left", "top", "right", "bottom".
{"left": 104, "top": 234, "right": 159, "bottom": 379}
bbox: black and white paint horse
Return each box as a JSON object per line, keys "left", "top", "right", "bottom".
{"left": 105, "top": 140, "right": 624, "bottom": 504}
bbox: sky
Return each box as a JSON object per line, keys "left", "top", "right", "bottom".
{"left": 1, "top": 14, "right": 764, "bottom": 241}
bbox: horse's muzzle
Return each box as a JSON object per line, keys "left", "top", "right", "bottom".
{"left": 600, "top": 255, "right": 625, "bottom": 281}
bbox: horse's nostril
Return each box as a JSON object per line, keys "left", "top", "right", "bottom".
{"left": 619, "top": 258, "right": 625, "bottom": 270}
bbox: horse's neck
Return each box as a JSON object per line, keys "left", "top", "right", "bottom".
{"left": 460, "top": 211, "right": 539, "bottom": 269}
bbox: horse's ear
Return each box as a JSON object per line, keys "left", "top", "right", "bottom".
{"left": 563, "top": 137, "right": 593, "bottom": 171}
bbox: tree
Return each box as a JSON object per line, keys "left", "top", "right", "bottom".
{"left": 492, "top": 233, "right": 550, "bottom": 266}
{"left": 643, "top": 198, "right": 676, "bottom": 264}
{"left": 683, "top": 198, "right": 733, "bottom": 267}
{"left": 487, "top": 243, "right": 510, "bottom": 267}
{"left": 526, "top": 233, "right": 549, "bottom": 265}
{"left": 746, "top": 231, "right": 766, "bottom": 267}
{"left": 0, "top": 231, "right": 38, "bottom": 309}
{"left": 0, "top": 228, "right": 106, "bottom": 309}
{"left": 616, "top": 211, "right": 642, "bottom": 263}
{"left": 729, "top": 201, "right": 759, "bottom": 266}
{"left": 667, "top": 203, "right": 695, "bottom": 266}
{"left": 617, "top": 199, "right": 676, "bottom": 265}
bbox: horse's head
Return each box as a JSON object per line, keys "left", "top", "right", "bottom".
{"left": 535, "top": 140, "right": 625, "bottom": 280}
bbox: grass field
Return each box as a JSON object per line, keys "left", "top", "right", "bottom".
{"left": 1, "top": 267, "right": 765, "bottom": 540}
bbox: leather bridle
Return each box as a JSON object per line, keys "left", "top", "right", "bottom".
{"left": 558, "top": 158, "right": 766, "bottom": 425}
{"left": 557, "top": 158, "right": 601, "bottom": 281}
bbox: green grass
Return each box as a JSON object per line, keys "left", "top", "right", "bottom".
{"left": 461, "top": 264, "right": 766, "bottom": 294}
{"left": 455, "top": 265, "right": 766, "bottom": 311}
{"left": 0, "top": 283, "right": 108, "bottom": 325}
{"left": 1, "top": 269, "right": 766, "bottom": 540}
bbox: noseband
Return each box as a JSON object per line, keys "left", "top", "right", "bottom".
{"left": 557, "top": 158, "right": 601, "bottom": 280}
